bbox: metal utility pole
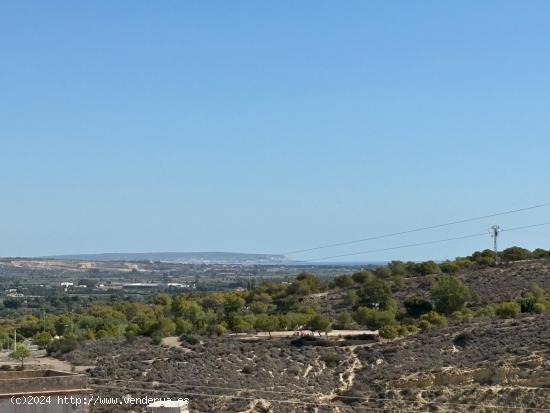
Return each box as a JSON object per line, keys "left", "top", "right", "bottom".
{"left": 490, "top": 225, "right": 501, "bottom": 265}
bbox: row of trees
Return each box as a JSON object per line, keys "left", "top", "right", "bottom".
{"left": 349, "top": 247, "right": 550, "bottom": 281}
{"left": 1, "top": 273, "right": 338, "bottom": 353}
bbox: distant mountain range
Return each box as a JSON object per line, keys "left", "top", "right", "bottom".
{"left": 45, "top": 251, "right": 294, "bottom": 265}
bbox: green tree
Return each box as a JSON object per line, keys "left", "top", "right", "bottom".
{"left": 154, "top": 293, "right": 172, "bottom": 307}
{"left": 175, "top": 319, "right": 193, "bottom": 335}
{"left": 223, "top": 295, "right": 246, "bottom": 314}
{"left": 374, "top": 267, "right": 392, "bottom": 278}
{"left": 151, "top": 318, "right": 176, "bottom": 337}
{"left": 10, "top": 344, "right": 31, "bottom": 369}
{"left": 229, "top": 315, "right": 254, "bottom": 333}
{"left": 308, "top": 314, "right": 332, "bottom": 336}
{"left": 250, "top": 301, "right": 269, "bottom": 314}
{"left": 336, "top": 312, "right": 353, "bottom": 329}
{"left": 532, "top": 248, "right": 549, "bottom": 258}
{"left": 352, "top": 271, "right": 373, "bottom": 284}
{"left": 470, "top": 249, "right": 495, "bottom": 266}
{"left": 431, "top": 276, "right": 470, "bottom": 314}
{"left": 404, "top": 296, "right": 434, "bottom": 317}
{"left": 255, "top": 314, "right": 279, "bottom": 336}
{"left": 54, "top": 314, "right": 72, "bottom": 336}
{"left": 388, "top": 261, "right": 407, "bottom": 276}
{"left": 345, "top": 290, "right": 358, "bottom": 305}
{"left": 359, "top": 277, "right": 392, "bottom": 309}
{"left": 333, "top": 275, "right": 354, "bottom": 288}
{"left": 32, "top": 331, "right": 53, "bottom": 348}
{"left": 353, "top": 307, "right": 395, "bottom": 330}
{"left": 280, "top": 312, "right": 311, "bottom": 331}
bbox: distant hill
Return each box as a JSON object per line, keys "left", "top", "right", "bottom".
{"left": 45, "top": 251, "right": 293, "bottom": 265}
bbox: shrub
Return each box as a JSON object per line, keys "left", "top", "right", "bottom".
{"left": 528, "top": 283, "right": 545, "bottom": 299}
{"left": 453, "top": 331, "right": 473, "bottom": 348}
{"left": 440, "top": 261, "right": 460, "bottom": 274}
{"left": 46, "top": 335, "right": 78, "bottom": 355}
{"left": 474, "top": 306, "right": 495, "bottom": 317}
{"left": 501, "top": 246, "right": 532, "bottom": 262}
{"left": 180, "top": 334, "right": 199, "bottom": 345}
{"left": 151, "top": 331, "right": 163, "bottom": 345}
{"left": 406, "top": 324, "right": 418, "bottom": 333}
{"left": 418, "top": 320, "right": 432, "bottom": 330}
{"left": 420, "top": 311, "right": 447, "bottom": 326}
{"left": 404, "top": 296, "right": 434, "bottom": 317}
{"left": 396, "top": 324, "right": 409, "bottom": 336}
{"left": 518, "top": 295, "right": 537, "bottom": 313}
{"left": 321, "top": 352, "right": 345, "bottom": 367}
{"left": 214, "top": 323, "right": 226, "bottom": 336}
{"left": 533, "top": 303, "right": 545, "bottom": 314}
{"left": 379, "top": 325, "right": 399, "bottom": 339}
{"left": 413, "top": 261, "right": 441, "bottom": 276}
{"left": 451, "top": 309, "right": 473, "bottom": 321}
{"left": 494, "top": 302, "right": 521, "bottom": 318}
{"left": 124, "top": 330, "right": 137, "bottom": 343}
{"left": 241, "top": 365, "right": 253, "bottom": 374}
{"left": 431, "top": 276, "right": 470, "bottom": 314}
{"left": 333, "top": 275, "right": 355, "bottom": 288}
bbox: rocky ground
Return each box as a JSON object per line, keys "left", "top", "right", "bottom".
{"left": 65, "top": 258, "right": 550, "bottom": 412}
{"left": 73, "top": 336, "right": 363, "bottom": 412}
{"left": 339, "top": 311, "right": 550, "bottom": 412}
{"left": 395, "top": 258, "right": 550, "bottom": 306}
{"left": 73, "top": 312, "right": 550, "bottom": 412}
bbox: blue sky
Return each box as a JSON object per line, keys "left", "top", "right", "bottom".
{"left": 1, "top": 1, "right": 549, "bottom": 261}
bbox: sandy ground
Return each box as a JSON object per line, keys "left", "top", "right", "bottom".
{"left": 160, "top": 330, "right": 376, "bottom": 347}
{"left": 0, "top": 350, "right": 92, "bottom": 372}
{"left": 230, "top": 329, "right": 377, "bottom": 339}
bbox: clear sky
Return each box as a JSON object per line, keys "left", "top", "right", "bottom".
{"left": 1, "top": 1, "right": 549, "bottom": 261}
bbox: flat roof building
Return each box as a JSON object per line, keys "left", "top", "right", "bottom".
{"left": 0, "top": 369, "right": 91, "bottom": 413}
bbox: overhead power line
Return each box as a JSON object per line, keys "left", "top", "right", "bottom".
{"left": 283, "top": 202, "right": 550, "bottom": 255}
{"left": 307, "top": 222, "right": 550, "bottom": 262}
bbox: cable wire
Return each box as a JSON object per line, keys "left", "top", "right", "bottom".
{"left": 305, "top": 221, "right": 550, "bottom": 262}
{"left": 283, "top": 202, "right": 550, "bottom": 255}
